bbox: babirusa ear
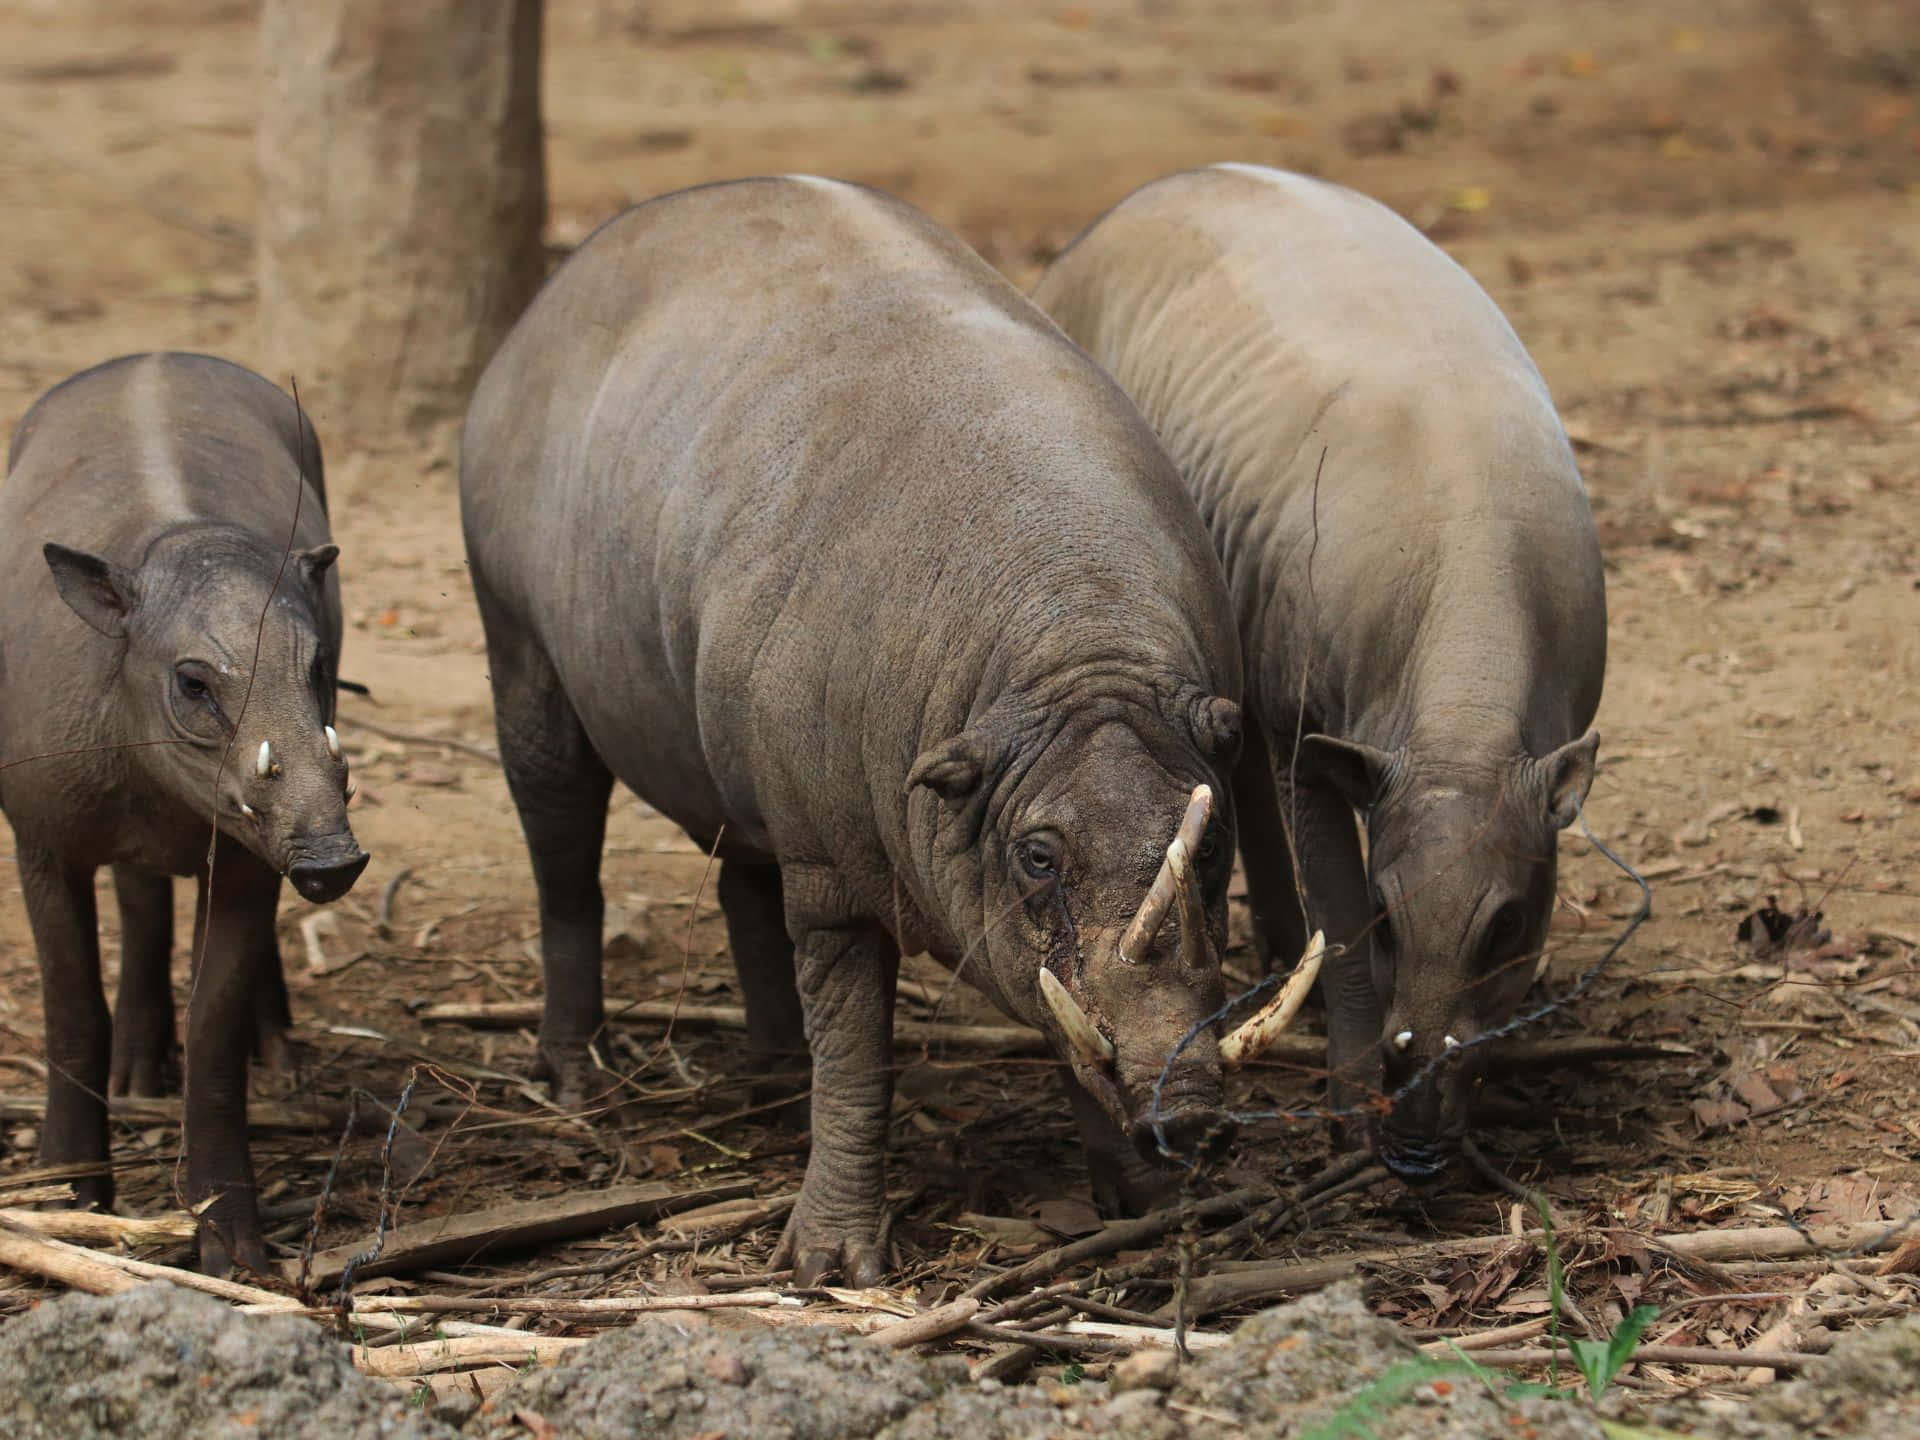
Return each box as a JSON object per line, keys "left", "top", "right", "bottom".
{"left": 43, "top": 542, "right": 138, "bottom": 638}
{"left": 1185, "top": 693, "right": 1243, "bottom": 767}
{"left": 1541, "top": 729, "right": 1599, "bottom": 830}
{"left": 907, "top": 734, "right": 985, "bottom": 802}
{"left": 298, "top": 544, "right": 340, "bottom": 584}
{"left": 1299, "top": 733, "right": 1397, "bottom": 812}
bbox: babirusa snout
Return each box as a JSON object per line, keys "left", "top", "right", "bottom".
{"left": 1037, "top": 966, "right": 1114, "bottom": 1066}
{"left": 1221, "top": 929, "right": 1325, "bottom": 1069}
{"left": 1116, "top": 784, "right": 1212, "bottom": 965}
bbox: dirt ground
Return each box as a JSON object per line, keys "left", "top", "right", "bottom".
{"left": 1, "top": 0, "right": 1918, "bottom": 1418}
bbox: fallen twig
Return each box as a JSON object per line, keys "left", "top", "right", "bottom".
{"left": 0, "top": 1092, "right": 367, "bottom": 1136}
{"left": 1178, "top": 1217, "right": 1918, "bottom": 1317}
{"left": 0, "top": 1220, "right": 146, "bottom": 1295}
{"left": 352, "top": 1333, "right": 584, "bottom": 1378}
{"left": 0, "top": 1207, "right": 197, "bottom": 1246}
{"left": 421, "top": 999, "right": 1049, "bottom": 1056}
{"left": 873, "top": 1297, "right": 982, "bottom": 1348}
{"left": 1063, "top": 1319, "right": 1231, "bottom": 1350}
{"left": 290, "top": 1179, "right": 756, "bottom": 1288}
{"left": 1466, "top": 1341, "right": 1823, "bottom": 1373}
{"left": 378, "top": 867, "right": 414, "bottom": 938}
{"left": 0, "top": 1184, "right": 75, "bottom": 1207}
{"left": 289, "top": 1290, "right": 799, "bottom": 1321}
{"left": 1415, "top": 1316, "right": 1553, "bottom": 1353}
{"left": 965, "top": 1188, "right": 1268, "bottom": 1301}
{"left": 962, "top": 1320, "right": 1136, "bottom": 1356}
{"left": 339, "top": 714, "right": 501, "bottom": 766}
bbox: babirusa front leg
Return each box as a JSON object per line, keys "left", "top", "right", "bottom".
{"left": 773, "top": 920, "right": 899, "bottom": 1288}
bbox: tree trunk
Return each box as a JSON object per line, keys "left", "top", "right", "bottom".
{"left": 257, "top": 0, "right": 545, "bottom": 447}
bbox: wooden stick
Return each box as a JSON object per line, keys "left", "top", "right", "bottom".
{"left": 962, "top": 1320, "right": 1135, "bottom": 1356}
{"left": 417, "top": 999, "right": 1048, "bottom": 1055}
{"left": 1180, "top": 1218, "right": 1915, "bottom": 1317}
{"left": 1654, "top": 1221, "right": 1914, "bottom": 1263}
{"left": 0, "top": 1184, "right": 76, "bottom": 1207}
{"left": 0, "top": 1221, "right": 144, "bottom": 1295}
{"left": 0, "top": 1207, "right": 197, "bottom": 1246}
{"left": 353, "top": 1334, "right": 584, "bottom": 1378}
{"left": 0, "top": 1220, "right": 525, "bottom": 1341}
{"left": 0, "top": 1092, "right": 361, "bottom": 1135}
{"left": 378, "top": 1367, "right": 517, "bottom": 1407}
{"left": 287, "top": 1179, "right": 755, "bottom": 1288}
{"left": 872, "top": 1297, "right": 982, "bottom": 1348}
{"left": 964, "top": 1188, "right": 1267, "bottom": 1300}
{"left": 1466, "top": 1342, "right": 1822, "bottom": 1372}
{"left": 1416, "top": 1316, "right": 1553, "bottom": 1353}
{"left": 1063, "top": 1319, "right": 1231, "bottom": 1350}
{"left": 331, "top": 1290, "right": 796, "bottom": 1318}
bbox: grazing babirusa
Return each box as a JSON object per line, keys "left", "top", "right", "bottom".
{"left": 1035, "top": 164, "right": 1607, "bottom": 1177}
{"left": 0, "top": 353, "right": 368, "bottom": 1273}
{"left": 462, "top": 176, "right": 1304, "bottom": 1285}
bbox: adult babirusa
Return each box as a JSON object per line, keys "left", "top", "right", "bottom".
{"left": 1035, "top": 164, "right": 1607, "bottom": 1178}
{"left": 0, "top": 353, "right": 368, "bottom": 1273}
{"left": 460, "top": 175, "right": 1297, "bottom": 1286}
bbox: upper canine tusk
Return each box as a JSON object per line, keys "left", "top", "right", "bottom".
{"left": 256, "top": 740, "right": 272, "bottom": 778}
{"left": 325, "top": 725, "right": 341, "bottom": 760}
{"left": 1222, "top": 930, "right": 1325, "bottom": 1069}
{"left": 1393, "top": 1029, "right": 1414, "bottom": 1051}
{"left": 1037, "top": 966, "right": 1114, "bottom": 1066}
{"left": 1117, "top": 784, "right": 1212, "bottom": 965}
{"left": 240, "top": 803, "right": 257, "bottom": 820}
{"left": 1443, "top": 1034, "right": 1461, "bottom": 1050}
{"left": 344, "top": 781, "right": 357, "bottom": 803}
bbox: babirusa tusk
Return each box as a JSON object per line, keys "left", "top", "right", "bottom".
{"left": 1116, "top": 784, "right": 1212, "bottom": 965}
{"left": 1038, "top": 966, "right": 1114, "bottom": 1066}
{"left": 1443, "top": 1034, "right": 1460, "bottom": 1051}
{"left": 256, "top": 740, "right": 272, "bottom": 778}
{"left": 325, "top": 725, "right": 341, "bottom": 760}
{"left": 240, "top": 803, "right": 257, "bottom": 820}
{"left": 1221, "top": 930, "right": 1325, "bottom": 1069}
{"left": 1393, "top": 1029, "right": 1414, "bottom": 1051}
{"left": 1166, "top": 830, "right": 1208, "bottom": 972}
{"left": 344, "top": 781, "right": 357, "bottom": 803}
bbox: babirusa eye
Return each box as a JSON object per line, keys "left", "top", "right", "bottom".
{"left": 1486, "top": 902, "right": 1523, "bottom": 953}
{"left": 1016, "top": 836, "right": 1058, "bottom": 880}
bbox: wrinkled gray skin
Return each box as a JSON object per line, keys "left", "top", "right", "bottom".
{"left": 0, "top": 353, "right": 367, "bottom": 1272}
{"left": 1035, "top": 165, "right": 1606, "bottom": 1176}
{"left": 461, "top": 177, "right": 1245, "bottom": 1285}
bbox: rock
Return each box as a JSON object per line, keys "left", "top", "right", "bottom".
{"left": 0, "top": 1284, "right": 455, "bottom": 1440}
{"left": 472, "top": 1318, "right": 938, "bottom": 1440}
{"left": 1111, "top": 1348, "right": 1180, "bottom": 1393}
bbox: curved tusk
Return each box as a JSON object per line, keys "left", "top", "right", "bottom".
{"left": 325, "top": 725, "right": 341, "bottom": 761}
{"left": 1037, "top": 966, "right": 1114, "bottom": 1067}
{"left": 1116, "top": 784, "right": 1212, "bottom": 966}
{"left": 1443, "top": 1034, "right": 1461, "bottom": 1051}
{"left": 256, "top": 740, "right": 272, "bottom": 778}
{"left": 1393, "top": 1029, "right": 1414, "bottom": 1051}
{"left": 1166, "top": 831, "right": 1208, "bottom": 973}
{"left": 239, "top": 803, "right": 257, "bottom": 820}
{"left": 1221, "top": 930, "right": 1325, "bottom": 1069}
{"left": 344, "top": 781, "right": 357, "bottom": 803}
